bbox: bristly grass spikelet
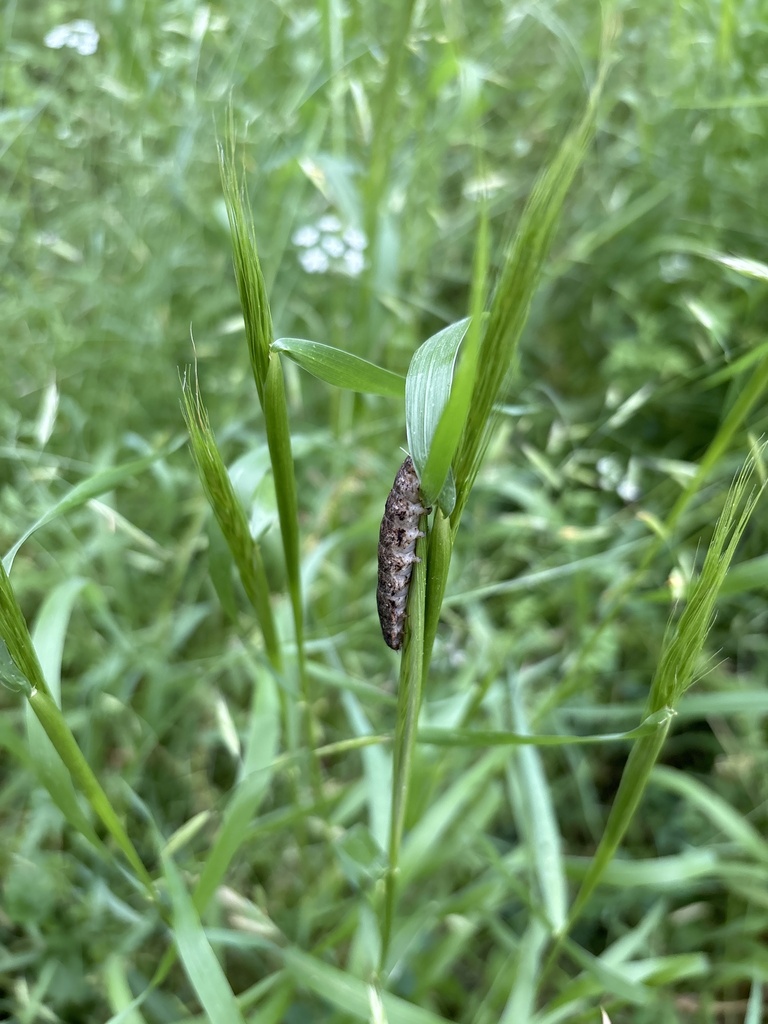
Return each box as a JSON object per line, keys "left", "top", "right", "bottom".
{"left": 180, "top": 364, "right": 280, "bottom": 668}
{"left": 564, "top": 447, "right": 766, "bottom": 938}
{"left": 217, "top": 116, "right": 306, "bottom": 694}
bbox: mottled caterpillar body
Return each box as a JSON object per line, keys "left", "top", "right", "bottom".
{"left": 377, "top": 456, "right": 431, "bottom": 651}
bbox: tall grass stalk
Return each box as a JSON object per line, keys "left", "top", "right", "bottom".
{"left": 363, "top": 0, "right": 418, "bottom": 244}
{"left": 218, "top": 127, "right": 304, "bottom": 651}
{"left": 214, "top": 129, "right": 318, "bottom": 791}
{"left": 451, "top": 68, "right": 607, "bottom": 527}
{"left": 376, "top": 49, "right": 618, "bottom": 974}
{"left": 561, "top": 450, "right": 765, "bottom": 954}
{"left": 378, "top": 47, "right": 614, "bottom": 974}
{"left": 0, "top": 561, "right": 157, "bottom": 900}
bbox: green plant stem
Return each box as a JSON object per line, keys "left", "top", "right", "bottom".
{"left": 381, "top": 521, "right": 428, "bottom": 973}
{"left": 29, "top": 688, "right": 157, "bottom": 901}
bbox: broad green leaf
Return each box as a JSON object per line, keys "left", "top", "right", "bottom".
{"left": 273, "top": 337, "right": 405, "bottom": 397}
{"left": 405, "top": 318, "right": 471, "bottom": 510}
{"left": 422, "top": 210, "right": 489, "bottom": 509}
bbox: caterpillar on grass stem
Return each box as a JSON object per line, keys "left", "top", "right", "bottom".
{"left": 376, "top": 456, "right": 431, "bottom": 651}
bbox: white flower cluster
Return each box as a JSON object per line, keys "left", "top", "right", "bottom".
{"left": 292, "top": 215, "right": 367, "bottom": 278}
{"left": 597, "top": 455, "right": 641, "bottom": 503}
{"left": 44, "top": 20, "right": 99, "bottom": 56}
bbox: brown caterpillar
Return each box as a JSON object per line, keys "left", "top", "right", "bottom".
{"left": 377, "top": 456, "right": 431, "bottom": 651}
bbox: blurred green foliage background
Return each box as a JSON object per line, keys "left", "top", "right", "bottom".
{"left": 2, "top": 2, "right": 768, "bottom": 1022}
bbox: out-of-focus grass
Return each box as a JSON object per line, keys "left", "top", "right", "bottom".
{"left": 2, "top": 2, "right": 768, "bottom": 1023}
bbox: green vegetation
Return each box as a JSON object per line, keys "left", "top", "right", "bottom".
{"left": 2, "top": 3, "right": 768, "bottom": 1022}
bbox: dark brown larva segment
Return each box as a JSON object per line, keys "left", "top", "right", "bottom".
{"left": 377, "top": 456, "right": 431, "bottom": 651}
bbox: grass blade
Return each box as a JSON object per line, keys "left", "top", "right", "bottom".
{"left": 665, "top": 355, "right": 768, "bottom": 534}
{"left": 283, "top": 946, "right": 452, "bottom": 1023}
{"left": 418, "top": 710, "right": 672, "bottom": 748}
{"left": 162, "top": 853, "right": 247, "bottom": 1024}
{"left": 3, "top": 446, "right": 177, "bottom": 573}
{"left": 194, "top": 669, "right": 281, "bottom": 914}
{"left": 272, "top": 337, "right": 405, "bottom": 397}
{"left": 652, "top": 766, "right": 768, "bottom": 864}
{"left": 508, "top": 677, "right": 566, "bottom": 932}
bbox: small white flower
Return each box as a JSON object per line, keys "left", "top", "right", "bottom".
{"left": 342, "top": 227, "right": 367, "bottom": 251}
{"left": 321, "top": 234, "right": 345, "bottom": 258}
{"left": 617, "top": 477, "right": 641, "bottom": 503}
{"left": 317, "top": 214, "right": 341, "bottom": 232}
{"left": 342, "top": 249, "right": 365, "bottom": 277}
{"left": 44, "top": 19, "right": 99, "bottom": 56}
{"left": 299, "top": 248, "right": 330, "bottom": 274}
{"left": 659, "top": 253, "right": 690, "bottom": 283}
{"left": 294, "top": 214, "right": 368, "bottom": 277}
{"left": 596, "top": 455, "right": 622, "bottom": 490}
{"left": 292, "top": 225, "right": 320, "bottom": 248}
